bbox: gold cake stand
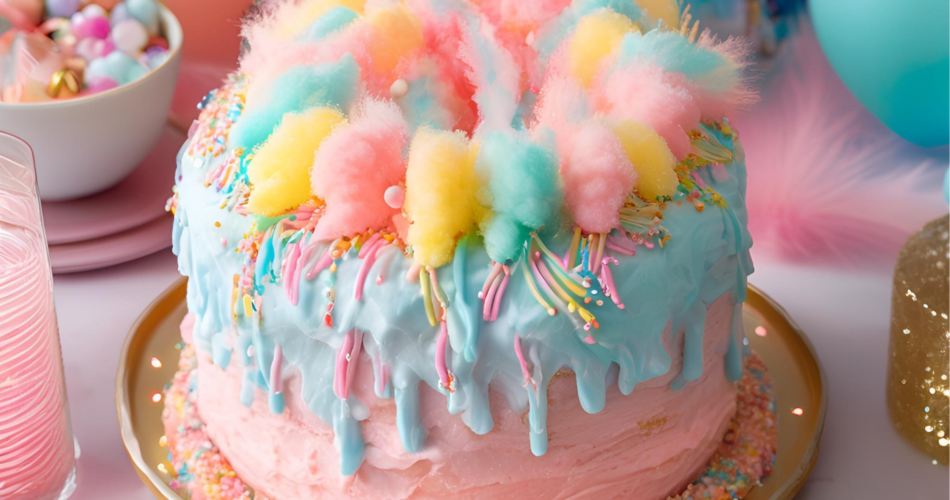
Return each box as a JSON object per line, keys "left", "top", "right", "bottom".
{"left": 117, "top": 278, "right": 826, "bottom": 500}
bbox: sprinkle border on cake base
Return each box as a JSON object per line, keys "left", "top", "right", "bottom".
{"left": 161, "top": 346, "right": 777, "bottom": 500}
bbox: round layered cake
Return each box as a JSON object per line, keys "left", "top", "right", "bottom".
{"left": 162, "top": 1, "right": 776, "bottom": 499}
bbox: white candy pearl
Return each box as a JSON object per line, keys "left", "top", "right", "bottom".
{"left": 384, "top": 185, "right": 405, "bottom": 209}
{"left": 389, "top": 79, "right": 409, "bottom": 99}
{"left": 112, "top": 18, "right": 148, "bottom": 54}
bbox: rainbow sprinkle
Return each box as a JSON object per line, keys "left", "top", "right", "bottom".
{"left": 671, "top": 353, "right": 778, "bottom": 500}
{"left": 161, "top": 344, "right": 252, "bottom": 500}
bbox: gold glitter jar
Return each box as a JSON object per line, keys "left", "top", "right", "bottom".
{"left": 887, "top": 215, "right": 950, "bottom": 464}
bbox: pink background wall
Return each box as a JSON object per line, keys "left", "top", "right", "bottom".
{"left": 162, "top": 0, "right": 254, "bottom": 122}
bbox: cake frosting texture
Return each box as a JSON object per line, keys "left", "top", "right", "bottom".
{"left": 169, "top": 0, "right": 756, "bottom": 495}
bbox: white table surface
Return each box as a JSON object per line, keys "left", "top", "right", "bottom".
{"left": 54, "top": 240, "right": 949, "bottom": 499}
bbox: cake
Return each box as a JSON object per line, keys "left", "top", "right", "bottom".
{"left": 162, "top": 1, "right": 777, "bottom": 499}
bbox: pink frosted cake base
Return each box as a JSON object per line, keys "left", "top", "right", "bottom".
{"left": 162, "top": 308, "right": 777, "bottom": 500}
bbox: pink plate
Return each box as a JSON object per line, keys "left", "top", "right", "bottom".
{"left": 42, "top": 127, "right": 186, "bottom": 245}
{"left": 49, "top": 215, "right": 173, "bottom": 274}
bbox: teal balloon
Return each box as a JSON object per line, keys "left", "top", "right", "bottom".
{"left": 810, "top": 0, "right": 949, "bottom": 147}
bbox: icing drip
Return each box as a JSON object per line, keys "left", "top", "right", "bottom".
{"left": 453, "top": 236, "right": 481, "bottom": 362}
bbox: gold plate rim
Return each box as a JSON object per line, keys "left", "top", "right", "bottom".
{"left": 116, "top": 278, "right": 827, "bottom": 500}
{"left": 116, "top": 278, "right": 188, "bottom": 500}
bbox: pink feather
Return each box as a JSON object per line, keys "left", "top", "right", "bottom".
{"left": 312, "top": 98, "right": 410, "bottom": 240}
{"left": 737, "top": 25, "right": 947, "bottom": 266}
{"left": 531, "top": 75, "right": 588, "bottom": 154}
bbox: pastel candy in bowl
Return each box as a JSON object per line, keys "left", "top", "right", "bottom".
{"left": 0, "top": 5, "right": 181, "bottom": 201}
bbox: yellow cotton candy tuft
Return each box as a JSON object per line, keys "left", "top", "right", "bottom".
{"left": 247, "top": 108, "right": 346, "bottom": 216}
{"left": 612, "top": 121, "right": 679, "bottom": 202}
{"left": 404, "top": 129, "right": 485, "bottom": 268}
{"left": 277, "top": 0, "right": 366, "bottom": 38}
{"left": 366, "top": 6, "right": 424, "bottom": 77}
{"left": 634, "top": 0, "right": 680, "bottom": 30}
{"left": 569, "top": 10, "right": 639, "bottom": 87}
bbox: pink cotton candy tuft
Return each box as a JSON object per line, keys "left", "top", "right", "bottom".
{"left": 312, "top": 98, "right": 410, "bottom": 240}
{"left": 474, "top": 0, "right": 571, "bottom": 34}
{"left": 562, "top": 121, "right": 636, "bottom": 233}
{"left": 242, "top": 23, "right": 377, "bottom": 99}
{"left": 404, "top": 6, "right": 479, "bottom": 132}
{"left": 595, "top": 64, "right": 699, "bottom": 159}
{"left": 532, "top": 76, "right": 588, "bottom": 156}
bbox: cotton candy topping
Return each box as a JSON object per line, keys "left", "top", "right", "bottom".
{"left": 228, "top": 0, "right": 752, "bottom": 258}
{"left": 404, "top": 128, "right": 484, "bottom": 268}
{"left": 312, "top": 99, "right": 410, "bottom": 240}
{"left": 246, "top": 107, "right": 345, "bottom": 216}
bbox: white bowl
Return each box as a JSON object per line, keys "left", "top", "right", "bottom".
{"left": 0, "top": 6, "right": 182, "bottom": 201}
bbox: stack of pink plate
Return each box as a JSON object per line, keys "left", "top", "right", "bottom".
{"left": 43, "top": 126, "right": 184, "bottom": 274}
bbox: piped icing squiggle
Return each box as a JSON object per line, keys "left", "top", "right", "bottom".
{"left": 171, "top": 0, "right": 754, "bottom": 477}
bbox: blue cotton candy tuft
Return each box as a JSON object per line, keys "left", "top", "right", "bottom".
{"left": 230, "top": 55, "right": 360, "bottom": 151}
{"left": 400, "top": 76, "right": 454, "bottom": 131}
{"left": 534, "top": 0, "right": 642, "bottom": 58}
{"left": 476, "top": 131, "right": 563, "bottom": 263}
{"left": 300, "top": 6, "right": 359, "bottom": 42}
{"left": 460, "top": 16, "right": 522, "bottom": 135}
{"left": 615, "top": 30, "right": 738, "bottom": 94}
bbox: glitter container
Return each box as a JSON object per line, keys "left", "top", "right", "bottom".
{"left": 887, "top": 215, "right": 950, "bottom": 465}
{"left": 0, "top": 131, "right": 78, "bottom": 499}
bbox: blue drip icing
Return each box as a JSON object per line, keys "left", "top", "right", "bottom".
{"left": 332, "top": 400, "right": 365, "bottom": 476}
{"left": 394, "top": 381, "right": 427, "bottom": 453}
{"left": 724, "top": 303, "right": 744, "bottom": 382}
{"left": 573, "top": 354, "right": 607, "bottom": 414}
{"left": 670, "top": 298, "right": 708, "bottom": 390}
{"left": 172, "top": 214, "right": 183, "bottom": 256}
{"left": 526, "top": 382, "right": 549, "bottom": 456}
{"left": 454, "top": 236, "right": 481, "bottom": 362}
{"left": 210, "top": 333, "right": 232, "bottom": 370}
{"left": 269, "top": 392, "right": 286, "bottom": 414}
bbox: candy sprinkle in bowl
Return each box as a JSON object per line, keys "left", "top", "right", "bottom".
{"left": 0, "top": 5, "right": 181, "bottom": 201}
